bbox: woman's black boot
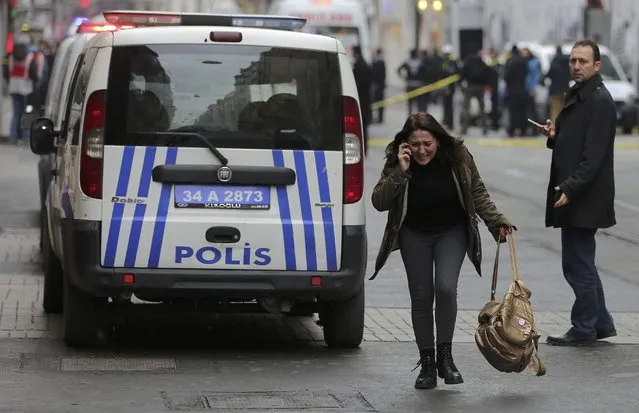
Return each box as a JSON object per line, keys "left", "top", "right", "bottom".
{"left": 436, "top": 343, "right": 463, "bottom": 384}
{"left": 413, "top": 349, "right": 437, "bottom": 389}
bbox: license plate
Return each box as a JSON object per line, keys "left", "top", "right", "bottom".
{"left": 173, "top": 185, "right": 270, "bottom": 210}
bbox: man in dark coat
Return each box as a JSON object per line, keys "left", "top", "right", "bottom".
{"left": 538, "top": 39, "right": 617, "bottom": 346}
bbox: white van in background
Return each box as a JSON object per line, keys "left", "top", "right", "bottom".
{"left": 504, "top": 41, "right": 639, "bottom": 133}
{"left": 268, "top": 0, "right": 371, "bottom": 63}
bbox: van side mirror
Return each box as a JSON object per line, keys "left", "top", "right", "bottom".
{"left": 30, "top": 118, "right": 58, "bottom": 155}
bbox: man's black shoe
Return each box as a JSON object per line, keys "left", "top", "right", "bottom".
{"left": 597, "top": 328, "right": 617, "bottom": 340}
{"left": 546, "top": 332, "right": 596, "bottom": 346}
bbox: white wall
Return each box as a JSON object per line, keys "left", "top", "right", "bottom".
{"left": 602, "top": 0, "right": 639, "bottom": 86}
{"left": 376, "top": 0, "right": 417, "bottom": 89}
{"left": 482, "top": 0, "right": 584, "bottom": 52}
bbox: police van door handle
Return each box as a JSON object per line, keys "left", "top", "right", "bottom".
{"left": 206, "top": 226, "right": 240, "bottom": 243}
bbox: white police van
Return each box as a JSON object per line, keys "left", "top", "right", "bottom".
{"left": 35, "top": 18, "right": 123, "bottom": 254}
{"left": 30, "top": 10, "right": 367, "bottom": 348}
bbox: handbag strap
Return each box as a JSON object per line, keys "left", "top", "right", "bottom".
{"left": 490, "top": 232, "right": 520, "bottom": 301}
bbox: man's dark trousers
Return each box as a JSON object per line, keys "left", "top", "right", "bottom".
{"left": 561, "top": 227, "right": 615, "bottom": 340}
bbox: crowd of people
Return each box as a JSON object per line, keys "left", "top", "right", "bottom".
{"left": 350, "top": 42, "right": 573, "bottom": 144}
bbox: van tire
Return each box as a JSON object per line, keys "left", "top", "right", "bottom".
{"left": 41, "top": 215, "right": 63, "bottom": 314}
{"left": 62, "top": 279, "right": 100, "bottom": 348}
{"left": 321, "top": 287, "right": 365, "bottom": 348}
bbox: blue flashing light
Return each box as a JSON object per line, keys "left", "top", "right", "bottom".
{"left": 229, "top": 16, "right": 307, "bottom": 30}
{"left": 72, "top": 16, "right": 89, "bottom": 26}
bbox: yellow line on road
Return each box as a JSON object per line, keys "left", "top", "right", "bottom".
{"left": 369, "top": 138, "right": 639, "bottom": 150}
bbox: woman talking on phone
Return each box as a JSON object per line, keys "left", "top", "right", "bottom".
{"left": 370, "top": 112, "right": 514, "bottom": 390}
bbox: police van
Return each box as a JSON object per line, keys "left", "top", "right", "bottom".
{"left": 30, "top": 10, "right": 367, "bottom": 348}
{"left": 35, "top": 18, "right": 124, "bottom": 253}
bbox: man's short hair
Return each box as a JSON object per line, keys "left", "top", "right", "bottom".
{"left": 572, "top": 39, "right": 601, "bottom": 61}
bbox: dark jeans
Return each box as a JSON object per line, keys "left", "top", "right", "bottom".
{"left": 561, "top": 227, "right": 615, "bottom": 340}
{"left": 398, "top": 223, "right": 468, "bottom": 350}
{"left": 406, "top": 85, "right": 428, "bottom": 114}
{"left": 442, "top": 91, "right": 454, "bottom": 130}
{"left": 507, "top": 93, "right": 527, "bottom": 136}
{"left": 372, "top": 83, "right": 385, "bottom": 122}
{"left": 11, "top": 93, "right": 28, "bottom": 142}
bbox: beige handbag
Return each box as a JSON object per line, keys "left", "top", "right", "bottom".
{"left": 475, "top": 233, "right": 546, "bottom": 376}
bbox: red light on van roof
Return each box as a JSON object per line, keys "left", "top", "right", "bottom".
{"left": 103, "top": 11, "right": 182, "bottom": 26}
{"left": 77, "top": 22, "right": 134, "bottom": 33}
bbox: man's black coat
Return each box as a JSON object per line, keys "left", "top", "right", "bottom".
{"left": 545, "top": 73, "right": 617, "bottom": 229}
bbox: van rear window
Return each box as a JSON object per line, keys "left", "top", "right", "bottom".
{"left": 105, "top": 44, "right": 343, "bottom": 151}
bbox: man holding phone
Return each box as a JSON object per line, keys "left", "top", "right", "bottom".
{"left": 537, "top": 39, "right": 617, "bottom": 346}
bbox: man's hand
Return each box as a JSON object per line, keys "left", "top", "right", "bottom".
{"left": 554, "top": 186, "right": 569, "bottom": 207}
{"left": 538, "top": 119, "right": 555, "bottom": 138}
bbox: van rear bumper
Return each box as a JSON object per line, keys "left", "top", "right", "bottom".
{"left": 61, "top": 220, "right": 367, "bottom": 302}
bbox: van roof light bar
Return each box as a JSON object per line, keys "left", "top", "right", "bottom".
{"left": 76, "top": 21, "right": 135, "bottom": 33}
{"left": 102, "top": 10, "right": 307, "bottom": 31}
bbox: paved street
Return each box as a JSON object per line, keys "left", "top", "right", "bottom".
{"left": 0, "top": 104, "right": 638, "bottom": 412}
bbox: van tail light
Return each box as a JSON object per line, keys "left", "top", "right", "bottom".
{"left": 80, "top": 89, "right": 106, "bottom": 199}
{"left": 342, "top": 96, "right": 363, "bottom": 204}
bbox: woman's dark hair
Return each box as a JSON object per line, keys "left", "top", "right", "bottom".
{"left": 385, "top": 112, "right": 464, "bottom": 167}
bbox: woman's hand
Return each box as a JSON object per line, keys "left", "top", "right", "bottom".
{"left": 497, "top": 225, "right": 515, "bottom": 241}
{"left": 398, "top": 142, "right": 411, "bottom": 172}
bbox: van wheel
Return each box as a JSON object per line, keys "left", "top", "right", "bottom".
{"left": 320, "top": 287, "right": 365, "bottom": 349}
{"left": 62, "top": 279, "right": 100, "bottom": 348}
{"left": 41, "top": 216, "right": 63, "bottom": 313}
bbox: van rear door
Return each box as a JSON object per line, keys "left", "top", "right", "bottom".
{"left": 99, "top": 43, "right": 345, "bottom": 272}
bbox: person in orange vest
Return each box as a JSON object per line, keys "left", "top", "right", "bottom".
{"left": 2, "top": 42, "right": 39, "bottom": 144}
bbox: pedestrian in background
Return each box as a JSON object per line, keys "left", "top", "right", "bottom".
{"left": 504, "top": 45, "right": 529, "bottom": 137}
{"left": 352, "top": 45, "right": 372, "bottom": 155}
{"left": 521, "top": 47, "right": 542, "bottom": 135}
{"left": 538, "top": 39, "right": 617, "bottom": 346}
{"left": 2, "top": 42, "right": 39, "bottom": 144}
{"left": 397, "top": 49, "right": 425, "bottom": 114}
{"left": 371, "top": 48, "right": 386, "bottom": 123}
{"left": 460, "top": 48, "right": 490, "bottom": 135}
{"left": 546, "top": 45, "right": 571, "bottom": 122}
{"left": 370, "top": 112, "right": 514, "bottom": 389}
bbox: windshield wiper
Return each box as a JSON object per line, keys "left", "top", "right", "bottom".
{"left": 152, "top": 131, "right": 229, "bottom": 166}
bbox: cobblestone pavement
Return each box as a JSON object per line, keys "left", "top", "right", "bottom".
{"left": 2, "top": 227, "right": 638, "bottom": 344}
